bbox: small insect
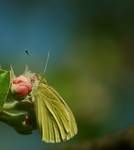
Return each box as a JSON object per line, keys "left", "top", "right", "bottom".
{"left": 24, "top": 49, "right": 30, "bottom": 55}
{"left": 10, "top": 65, "right": 78, "bottom": 143}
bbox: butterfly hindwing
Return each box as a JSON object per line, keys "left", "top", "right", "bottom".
{"left": 32, "top": 82, "right": 78, "bottom": 143}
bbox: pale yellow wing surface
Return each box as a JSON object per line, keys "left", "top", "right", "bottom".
{"left": 32, "top": 83, "right": 78, "bottom": 143}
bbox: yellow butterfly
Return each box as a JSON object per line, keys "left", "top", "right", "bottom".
{"left": 10, "top": 66, "right": 78, "bottom": 143}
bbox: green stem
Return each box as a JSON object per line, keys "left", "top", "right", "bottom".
{"left": 0, "top": 100, "right": 37, "bottom": 134}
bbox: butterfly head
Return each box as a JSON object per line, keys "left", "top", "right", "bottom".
{"left": 36, "top": 73, "right": 47, "bottom": 84}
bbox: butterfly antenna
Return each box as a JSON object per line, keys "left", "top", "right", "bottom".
{"left": 43, "top": 51, "right": 50, "bottom": 74}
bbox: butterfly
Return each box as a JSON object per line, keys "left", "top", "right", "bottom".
{"left": 10, "top": 66, "right": 78, "bottom": 143}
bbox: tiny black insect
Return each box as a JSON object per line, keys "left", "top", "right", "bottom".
{"left": 24, "top": 49, "right": 30, "bottom": 55}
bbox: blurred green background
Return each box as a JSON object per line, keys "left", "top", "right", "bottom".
{"left": 0, "top": 0, "right": 134, "bottom": 149}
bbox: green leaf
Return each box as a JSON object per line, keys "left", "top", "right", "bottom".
{"left": 0, "top": 69, "right": 10, "bottom": 108}
{"left": 2, "top": 100, "right": 37, "bottom": 134}
{"left": 0, "top": 110, "right": 36, "bottom": 134}
{"left": 0, "top": 101, "right": 37, "bottom": 134}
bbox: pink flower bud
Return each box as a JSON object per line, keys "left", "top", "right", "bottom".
{"left": 11, "top": 75, "right": 32, "bottom": 97}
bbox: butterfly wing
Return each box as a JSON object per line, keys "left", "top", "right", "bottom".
{"left": 32, "top": 82, "right": 78, "bottom": 143}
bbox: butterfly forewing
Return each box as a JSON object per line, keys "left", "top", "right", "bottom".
{"left": 32, "top": 82, "right": 78, "bottom": 143}
{"left": 47, "top": 86, "right": 78, "bottom": 135}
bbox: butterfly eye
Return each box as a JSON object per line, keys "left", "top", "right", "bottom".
{"left": 31, "top": 75, "right": 38, "bottom": 82}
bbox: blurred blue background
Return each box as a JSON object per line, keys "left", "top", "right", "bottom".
{"left": 0, "top": 0, "right": 134, "bottom": 150}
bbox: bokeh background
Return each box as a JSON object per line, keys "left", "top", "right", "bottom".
{"left": 0, "top": 0, "right": 134, "bottom": 150}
